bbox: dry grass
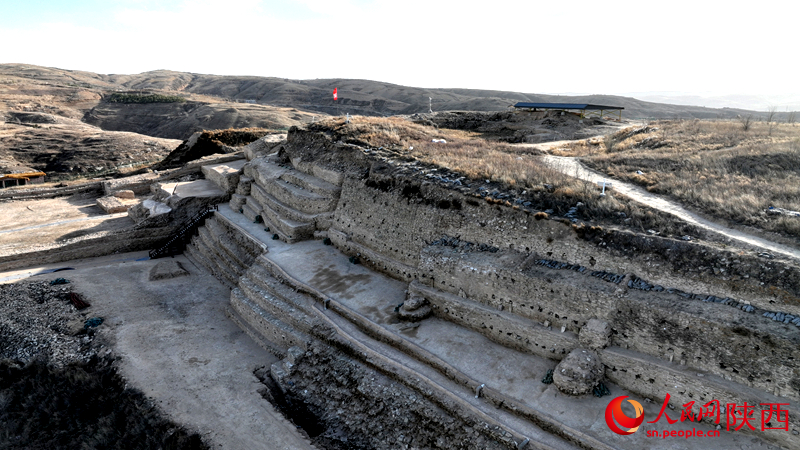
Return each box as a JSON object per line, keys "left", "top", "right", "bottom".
{"left": 312, "top": 116, "right": 575, "bottom": 188}
{"left": 310, "top": 116, "right": 702, "bottom": 237}
{"left": 556, "top": 119, "right": 800, "bottom": 238}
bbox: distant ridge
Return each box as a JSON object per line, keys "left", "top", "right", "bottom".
{"left": 0, "top": 64, "right": 767, "bottom": 120}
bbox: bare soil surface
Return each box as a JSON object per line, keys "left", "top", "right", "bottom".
{"left": 0, "top": 112, "right": 181, "bottom": 177}
{"left": 0, "top": 252, "right": 317, "bottom": 450}
{"left": 0, "top": 64, "right": 758, "bottom": 129}
{"left": 0, "top": 64, "right": 316, "bottom": 183}
{"left": 0, "top": 193, "right": 132, "bottom": 259}
{"left": 85, "top": 102, "right": 316, "bottom": 141}
{"left": 532, "top": 149, "right": 800, "bottom": 261}
{"left": 0, "top": 64, "right": 318, "bottom": 142}
{"left": 0, "top": 280, "right": 208, "bottom": 450}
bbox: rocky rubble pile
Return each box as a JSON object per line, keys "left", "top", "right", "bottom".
{"left": 261, "top": 341, "right": 513, "bottom": 450}
{"left": 409, "top": 110, "right": 614, "bottom": 143}
{"left": 0, "top": 279, "right": 209, "bottom": 450}
{"left": 0, "top": 280, "right": 100, "bottom": 366}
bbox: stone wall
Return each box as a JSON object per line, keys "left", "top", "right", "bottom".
{"left": 417, "top": 245, "right": 800, "bottom": 403}
{"left": 0, "top": 227, "right": 171, "bottom": 272}
{"left": 602, "top": 348, "right": 800, "bottom": 449}
{"left": 238, "top": 128, "right": 800, "bottom": 448}
{"left": 278, "top": 128, "right": 800, "bottom": 399}
{"left": 322, "top": 160, "right": 800, "bottom": 316}
{"left": 410, "top": 280, "right": 578, "bottom": 361}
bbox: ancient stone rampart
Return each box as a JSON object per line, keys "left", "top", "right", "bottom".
{"left": 181, "top": 128, "right": 800, "bottom": 449}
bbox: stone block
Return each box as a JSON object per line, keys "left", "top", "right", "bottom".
{"left": 114, "top": 189, "right": 135, "bottom": 199}
{"left": 229, "top": 193, "right": 247, "bottom": 212}
{"left": 236, "top": 176, "right": 253, "bottom": 196}
{"left": 398, "top": 294, "right": 432, "bottom": 321}
{"left": 102, "top": 172, "right": 159, "bottom": 195}
{"left": 553, "top": 348, "right": 603, "bottom": 396}
{"left": 96, "top": 195, "right": 134, "bottom": 214}
{"left": 579, "top": 318, "right": 612, "bottom": 349}
{"left": 202, "top": 159, "right": 246, "bottom": 194}
{"left": 404, "top": 295, "right": 427, "bottom": 311}
{"left": 286, "top": 346, "right": 305, "bottom": 366}
{"left": 149, "top": 260, "right": 189, "bottom": 281}
{"left": 128, "top": 199, "right": 172, "bottom": 224}
{"left": 244, "top": 135, "right": 283, "bottom": 161}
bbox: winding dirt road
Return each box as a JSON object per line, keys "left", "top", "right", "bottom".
{"left": 526, "top": 143, "right": 800, "bottom": 262}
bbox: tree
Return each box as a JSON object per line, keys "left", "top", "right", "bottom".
{"left": 738, "top": 114, "right": 753, "bottom": 132}
{"left": 766, "top": 106, "right": 778, "bottom": 136}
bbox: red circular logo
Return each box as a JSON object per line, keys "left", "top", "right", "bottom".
{"left": 605, "top": 395, "right": 645, "bottom": 435}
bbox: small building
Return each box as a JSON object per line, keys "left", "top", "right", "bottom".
{"left": 0, "top": 172, "right": 46, "bottom": 188}
{"left": 513, "top": 102, "right": 624, "bottom": 121}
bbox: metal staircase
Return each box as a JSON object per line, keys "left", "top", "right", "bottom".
{"left": 148, "top": 205, "right": 219, "bottom": 259}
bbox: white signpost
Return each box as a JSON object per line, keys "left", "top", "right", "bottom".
{"left": 597, "top": 180, "right": 612, "bottom": 196}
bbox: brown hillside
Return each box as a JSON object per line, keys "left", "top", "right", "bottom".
{"left": 0, "top": 111, "right": 180, "bottom": 179}
{"left": 1, "top": 64, "right": 768, "bottom": 129}
{"left": 0, "top": 64, "right": 318, "bottom": 141}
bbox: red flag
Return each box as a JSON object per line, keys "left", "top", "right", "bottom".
{"left": 333, "top": 88, "right": 338, "bottom": 101}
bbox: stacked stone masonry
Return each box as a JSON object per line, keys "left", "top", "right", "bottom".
{"left": 190, "top": 135, "right": 800, "bottom": 449}
{"left": 233, "top": 156, "right": 342, "bottom": 243}
{"left": 184, "top": 215, "right": 266, "bottom": 288}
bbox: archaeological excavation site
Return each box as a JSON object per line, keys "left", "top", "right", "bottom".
{"left": 2, "top": 116, "right": 799, "bottom": 450}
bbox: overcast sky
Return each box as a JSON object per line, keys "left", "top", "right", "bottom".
{"left": 1, "top": 0, "right": 797, "bottom": 100}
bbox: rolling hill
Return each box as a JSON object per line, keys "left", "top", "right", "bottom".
{"left": 1, "top": 64, "right": 765, "bottom": 138}
{"left": 0, "top": 63, "right": 782, "bottom": 179}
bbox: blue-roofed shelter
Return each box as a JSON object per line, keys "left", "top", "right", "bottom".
{"left": 513, "top": 102, "right": 623, "bottom": 121}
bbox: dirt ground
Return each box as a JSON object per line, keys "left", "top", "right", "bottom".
{"left": 0, "top": 252, "right": 317, "bottom": 450}
{"left": 0, "top": 193, "right": 132, "bottom": 258}
{"left": 0, "top": 113, "right": 181, "bottom": 176}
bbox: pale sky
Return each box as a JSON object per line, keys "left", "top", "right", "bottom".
{"left": 1, "top": 0, "right": 797, "bottom": 99}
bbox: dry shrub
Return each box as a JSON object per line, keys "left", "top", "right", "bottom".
{"left": 312, "top": 116, "right": 701, "bottom": 237}
{"left": 581, "top": 119, "right": 800, "bottom": 238}
{"left": 411, "top": 139, "right": 553, "bottom": 187}
{"left": 550, "top": 138, "right": 604, "bottom": 156}
{"left": 314, "top": 116, "right": 551, "bottom": 187}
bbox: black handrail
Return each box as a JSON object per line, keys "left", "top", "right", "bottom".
{"left": 148, "top": 204, "right": 219, "bottom": 259}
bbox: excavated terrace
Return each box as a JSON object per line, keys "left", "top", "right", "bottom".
{"left": 174, "top": 127, "right": 798, "bottom": 449}
{"left": 213, "top": 202, "right": 782, "bottom": 450}
{"left": 3, "top": 126, "right": 799, "bottom": 449}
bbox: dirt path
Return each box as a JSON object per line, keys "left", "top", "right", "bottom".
{"left": 533, "top": 151, "right": 800, "bottom": 261}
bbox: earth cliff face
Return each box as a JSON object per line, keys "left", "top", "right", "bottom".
{"left": 0, "top": 64, "right": 317, "bottom": 181}
{"left": 0, "top": 112, "right": 180, "bottom": 178}
{"left": 83, "top": 101, "right": 314, "bottom": 140}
